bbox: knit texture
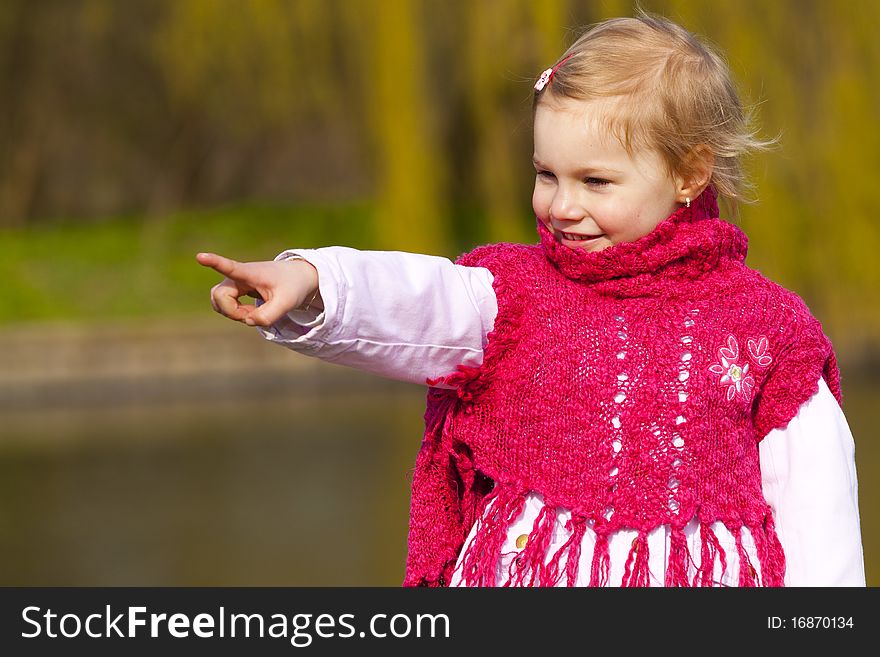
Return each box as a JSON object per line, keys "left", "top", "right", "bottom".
{"left": 403, "top": 188, "right": 841, "bottom": 587}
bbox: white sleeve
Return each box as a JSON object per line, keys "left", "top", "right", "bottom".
{"left": 256, "top": 246, "right": 498, "bottom": 387}
{"left": 759, "top": 377, "right": 865, "bottom": 586}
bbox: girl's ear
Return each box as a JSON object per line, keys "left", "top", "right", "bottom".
{"left": 676, "top": 145, "right": 715, "bottom": 203}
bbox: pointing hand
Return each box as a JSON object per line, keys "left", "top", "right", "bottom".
{"left": 196, "top": 252, "right": 320, "bottom": 327}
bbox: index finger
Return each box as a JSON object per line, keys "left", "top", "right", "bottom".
{"left": 196, "top": 252, "right": 241, "bottom": 278}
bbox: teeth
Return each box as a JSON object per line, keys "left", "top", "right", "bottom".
{"left": 563, "top": 232, "right": 596, "bottom": 241}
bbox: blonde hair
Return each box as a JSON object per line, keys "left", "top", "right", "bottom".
{"left": 534, "top": 12, "right": 771, "bottom": 209}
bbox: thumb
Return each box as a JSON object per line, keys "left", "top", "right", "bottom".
{"left": 244, "top": 295, "right": 288, "bottom": 328}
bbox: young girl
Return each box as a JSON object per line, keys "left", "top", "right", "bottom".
{"left": 196, "top": 14, "right": 864, "bottom": 587}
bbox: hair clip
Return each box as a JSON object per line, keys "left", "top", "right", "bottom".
{"left": 534, "top": 52, "right": 575, "bottom": 92}
{"left": 534, "top": 67, "right": 554, "bottom": 91}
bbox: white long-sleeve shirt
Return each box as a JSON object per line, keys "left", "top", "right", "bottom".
{"left": 257, "top": 246, "right": 865, "bottom": 586}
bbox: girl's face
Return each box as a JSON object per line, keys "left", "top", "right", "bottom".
{"left": 532, "top": 96, "right": 686, "bottom": 253}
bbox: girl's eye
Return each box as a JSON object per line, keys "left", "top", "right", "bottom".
{"left": 584, "top": 177, "right": 610, "bottom": 186}
{"left": 536, "top": 170, "right": 555, "bottom": 180}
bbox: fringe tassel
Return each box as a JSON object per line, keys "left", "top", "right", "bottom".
{"left": 752, "top": 513, "right": 786, "bottom": 587}
{"left": 561, "top": 517, "right": 588, "bottom": 587}
{"left": 734, "top": 527, "right": 758, "bottom": 587}
{"left": 589, "top": 531, "right": 611, "bottom": 587}
{"left": 692, "top": 522, "right": 727, "bottom": 587}
{"left": 621, "top": 532, "right": 651, "bottom": 587}
{"left": 543, "top": 515, "right": 587, "bottom": 587}
{"left": 665, "top": 526, "right": 690, "bottom": 587}
{"left": 507, "top": 505, "right": 557, "bottom": 587}
{"left": 454, "top": 485, "right": 525, "bottom": 587}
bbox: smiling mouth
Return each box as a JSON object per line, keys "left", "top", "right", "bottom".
{"left": 558, "top": 230, "right": 604, "bottom": 244}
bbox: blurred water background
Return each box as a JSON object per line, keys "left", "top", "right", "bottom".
{"left": 1, "top": 0, "right": 877, "bottom": 586}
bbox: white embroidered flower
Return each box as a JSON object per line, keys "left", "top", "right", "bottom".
{"left": 709, "top": 334, "right": 756, "bottom": 401}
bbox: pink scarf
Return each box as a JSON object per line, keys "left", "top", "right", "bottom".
{"left": 404, "top": 188, "right": 840, "bottom": 587}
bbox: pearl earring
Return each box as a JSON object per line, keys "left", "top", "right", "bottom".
{"left": 686, "top": 197, "right": 691, "bottom": 209}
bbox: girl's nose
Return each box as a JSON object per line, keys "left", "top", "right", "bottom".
{"left": 550, "top": 188, "right": 583, "bottom": 222}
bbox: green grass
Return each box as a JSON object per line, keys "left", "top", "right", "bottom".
{"left": 0, "top": 202, "right": 377, "bottom": 325}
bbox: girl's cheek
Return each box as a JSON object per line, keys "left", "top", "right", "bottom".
{"left": 531, "top": 188, "right": 548, "bottom": 220}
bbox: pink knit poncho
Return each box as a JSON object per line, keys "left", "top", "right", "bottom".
{"left": 403, "top": 189, "right": 841, "bottom": 587}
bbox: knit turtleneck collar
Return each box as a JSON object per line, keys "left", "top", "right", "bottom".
{"left": 537, "top": 188, "right": 748, "bottom": 295}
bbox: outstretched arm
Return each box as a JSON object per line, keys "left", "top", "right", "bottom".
{"left": 198, "top": 247, "right": 498, "bottom": 387}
